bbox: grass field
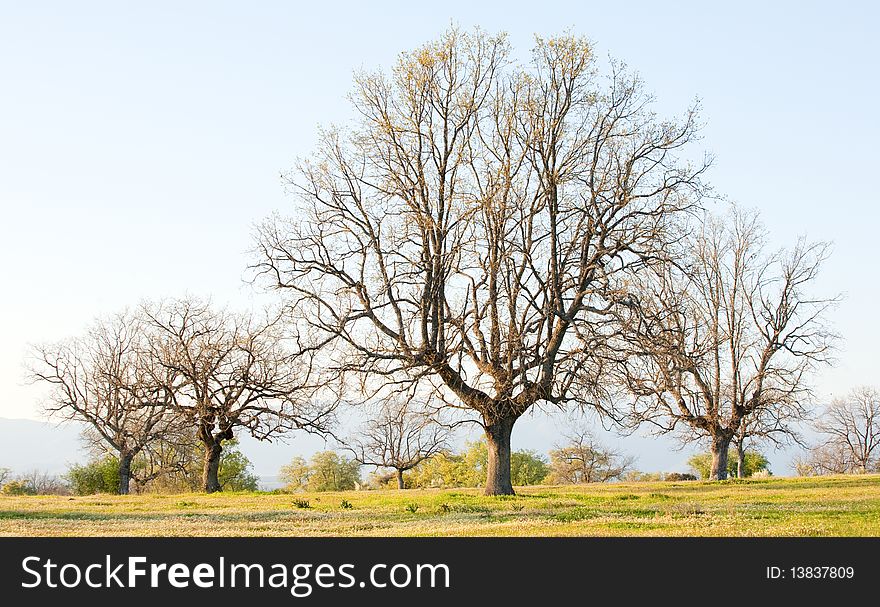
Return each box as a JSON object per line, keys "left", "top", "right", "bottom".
{"left": 2, "top": 475, "right": 879, "bottom": 537}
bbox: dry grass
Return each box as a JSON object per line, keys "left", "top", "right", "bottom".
{"left": 2, "top": 475, "right": 880, "bottom": 537}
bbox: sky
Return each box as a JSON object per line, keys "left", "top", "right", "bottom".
{"left": 0, "top": 1, "right": 877, "bottom": 476}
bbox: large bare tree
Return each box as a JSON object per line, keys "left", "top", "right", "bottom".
{"left": 614, "top": 207, "right": 836, "bottom": 479}
{"left": 253, "top": 28, "right": 707, "bottom": 494}
{"left": 28, "top": 311, "right": 180, "bottom": 494}
{"left": 143, "top": 298, "right": 332, "bottom": 492}
{"left": 346, "top": 397, "right": 448, "bottom": 489}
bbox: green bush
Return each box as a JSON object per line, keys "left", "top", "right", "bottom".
{"left": 688, "top": 450, "right": 770, "bottom": 479}
{"left": 66, "top": 456, "right": 121, "bottom": 495}
{"left": 405, "top": 441, "right": 485, "bottom": 488}
{"left": 279, "top": 456, "right": 311, "bottom": 491}
{"left": 218, "top": 447, "right": 259, "bottom": 492}
{"left": 280, "top": 451, "right": 360, "bottom": 492}
{"left": 1, "top": 480, "right": 35, "bottom": 495}
{"left": 406, "top": 440, "right": 548, "bottom": 488}
{"left": 510, "top": 450, "right": 549, "bottom": 485}
{"left": 308, "top": 451, "right": 361, "bottom": 491}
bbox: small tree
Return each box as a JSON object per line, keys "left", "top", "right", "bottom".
{"left": 510, "top": 450, "right": 549, "bottom": 485}
{"left": 279, "top": 456, "right": 311, "bottom": 492}
{"left": 547, "top": 430, "right": 634, "bottom": 484}
{"left": 405, "top": 451, "right": 474, "bottom": 489}
{"left": 144, "top": 298, "right": 333, "bottom": 493}
{"left": 801, "top": 387, "right": 880, "bottom": 474}
{"left": 29, "top": 311, "right": 181, "bottom": 494}
{"left": 217, "top": 443, "right": 260, "bottom": 491}
{"left": 306, "top": 451, "right": 361, "bottom": 492}
{"left": 346, "top": 398, "right": 448, "bottom": 489}
{"left": 793, "top": 443, "right": 852, "bottom": 476}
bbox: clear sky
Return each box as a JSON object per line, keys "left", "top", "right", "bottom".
{"left": 1, "top": 1, "right": 877, "bottom": 474}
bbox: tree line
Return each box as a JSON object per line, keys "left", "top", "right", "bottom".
{"left": 21, "top": 28, "right": 871, "bottom": 497}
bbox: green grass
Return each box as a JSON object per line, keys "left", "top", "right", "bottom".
{"left": 2, "top": 475, "right": 880, "bottom": 536}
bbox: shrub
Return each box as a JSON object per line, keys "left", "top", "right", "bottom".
{"left": 406, "top": 451, "right": 474, "bottom": 488}
{"left": 279, "top": 456, "right": 311, "bottom": 491}
{"left": 688, "top": 450, "right": 770, "bottom": 479}
{"left": 1, "top": 480, "right": 35, "bottom": 496}
{"left": 406, "top": 440, "right": 548, "bottom": 488}
{"left": 665, "top": 472, "right": 697, "bottom": 482}
{"left": 66, "top": 456, "right": 121, "bottom": 495}
{"left": 510, "top": 450, "right": 549, "bottom": 485}
{"left": 307, "top": 452, "right": 361, "bottom": 492}
{"left": 621, "top": 471, "right": 664, "bottom": 482}
{"left": 217, "top": 447, "right": 259, "bottom": 492}
{"left": 280, "top": 452, "right": 360, "bottom": 492}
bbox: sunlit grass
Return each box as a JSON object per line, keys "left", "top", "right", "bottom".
{"left": 2, "top": 474, "right": 879, "bottom": 537}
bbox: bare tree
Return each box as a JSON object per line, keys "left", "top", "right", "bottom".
{"left": 253, "top": 28, "right": 707, "bottom": 495}
{"left": 614, "top": 206, "right": 836, "bottom": 479}
{"left": 143, "top": 298, "right": 332, "bottom": 493}
{"left": 806, "top": 387, "right": 880, "bottom": 474}
{"left": 17, "top": 470, "right": 70, "bottom": 495}
{"left": 794, "top": 443, "right": 852, "bottom": 476}
{"left": 547, "top": 428, "right": 634, "bottom": 484}
{"left": 28, "top": 312, "right": 180, "bottom": 494}
{"left": 346, "top": 397, "right": 448, "bottom": 489}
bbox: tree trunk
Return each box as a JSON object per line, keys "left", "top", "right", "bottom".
{"left": 202, "top": 440, "right": 223, "bottom": 493}
{"left": 484, "top": 416, "right": 517, "bottom": 496}
{"left": 736, "top": 443, "right": 746, "bottom": 479}
{"left": 709, "top": 434, "right": 732, "bottom": 480}
{"left": 396, "top": 469, "right": 404, "bottom": 490}
{"left": 118, "top": 452, "right": 134, "bottom": 495}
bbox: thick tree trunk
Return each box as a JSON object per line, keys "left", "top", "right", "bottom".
{"left": 202, "top": 440, "right": 223, "bottom": 493}
{"left": 484, "top": 416, "right": 517, "bottom": 496}
{"left": 396, "top": 469, "right": 404, "bottom": 490}
{"left": 118, "top": 452, "right": 134, "bottom": 495}
{"left": 709, "top": 434, "right": 732, "bottom": 480}
{"left": 736, "top": 443, "right": 746, "bottom": 479}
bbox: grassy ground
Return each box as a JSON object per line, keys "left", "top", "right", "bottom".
{"left": 2, "top": 475, "right": 879, "bottom": 537}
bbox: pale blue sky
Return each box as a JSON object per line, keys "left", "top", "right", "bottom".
{"left": 1, "top": 1, "right": 877, "bottom": 474}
